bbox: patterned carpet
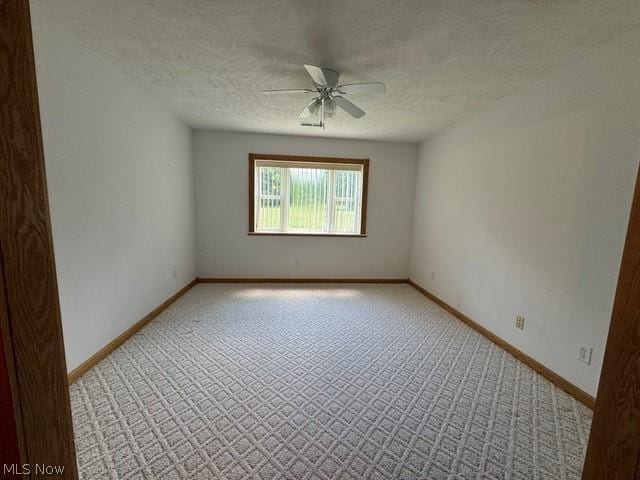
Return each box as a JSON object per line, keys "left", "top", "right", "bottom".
{"left": 70, "top": 284, "right": 592, "bottom": 479}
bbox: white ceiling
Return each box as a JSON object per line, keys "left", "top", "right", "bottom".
{"left": 32, "top": 0, "right": 640, "bottom": 142}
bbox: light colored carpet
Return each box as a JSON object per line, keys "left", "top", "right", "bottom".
{"left": 70, "top": 284, "right": 592, "bottom": 479}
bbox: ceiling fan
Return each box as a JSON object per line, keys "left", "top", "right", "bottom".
{"left": 262, "top": 64, "right": 385, "bottom": 128}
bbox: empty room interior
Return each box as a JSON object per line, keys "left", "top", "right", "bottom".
{"left": 5, "top": 0, "right": 640, "bottom": 478}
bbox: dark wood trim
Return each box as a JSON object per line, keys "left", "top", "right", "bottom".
{"left": 248, "top": 232, "right": 367, "bottom": 238}
{"left": 582, "top": 166, "right": 640, "bottom": 479}
{"left": 249, "top": 153, "right": 369, "bottom": 165}
{"left": 0, "top": 271, "right": 24, "bottom": 466}
{"left": 408, "top": 280, "right": 596, "bottom": 408}
{"left": 68, "top": 279, "right": 197, "bottom": 384}
{"left": 248, "top": 153, "right": 369, "bottom": 235}
{"left": 248, "top": 154, "right": 255, "bottom": 234}
{"left": 197, "top": 277, "right": 408, "bottom": 284}
{"left": 361, "top": 159, "right": 369, "bottom": 235}
{"left": 0, "top": 0, "right": 78, "bottom": 474}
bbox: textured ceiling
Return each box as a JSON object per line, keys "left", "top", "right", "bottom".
{"left": 32, "top": 0, "right": 640, "bottom": 142}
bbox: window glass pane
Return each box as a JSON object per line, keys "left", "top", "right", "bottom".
{"left": 260, "top": 166, "right": 281, "bottom": 196}
{"left": 333, "top": 170, "right": 360, "bottom": 233}
{"left": 258, "top": 197, "right": 281, "bottom": 230}
{"left": 257, "top": 166, "right": 282, "bottom": 231}
{"left": 288, "top": 168, "right": 329, "bottom": 232}
{"left": 253, "top": 160, "right": 364, "bottom": 235}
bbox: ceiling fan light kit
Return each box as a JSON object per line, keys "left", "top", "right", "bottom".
{"left": 262, "top": 64, "right": 385, "bottom": 129}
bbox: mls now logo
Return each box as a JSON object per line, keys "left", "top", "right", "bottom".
{"left": 3, "top": 464, "right": 65, "bottom": 476}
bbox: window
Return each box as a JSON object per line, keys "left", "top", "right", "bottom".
{"left": 249, "top": 154, "right": 368, "bottom": 236}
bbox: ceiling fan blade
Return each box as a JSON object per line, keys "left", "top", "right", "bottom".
{"left": 337, "top": 82, "right": 386, "bottom": 95}
{"left": 298, "top": 98, "right": 321, "bottom": 119}
{"left": 303, "top": 64, "right": 339, "bottom": 88}
{"left": 333, "top": 96, "right": 365, "bottom": 119}
{"left": 262, "top": 88, "right": 315, "bottom": 94}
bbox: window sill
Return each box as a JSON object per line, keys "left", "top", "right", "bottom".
{"left": 248, "top": 232, "right": 367, "bottom": 238}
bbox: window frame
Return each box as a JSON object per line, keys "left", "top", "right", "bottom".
{"left": 248, "top": 153, "right": 369, "bottom": 237}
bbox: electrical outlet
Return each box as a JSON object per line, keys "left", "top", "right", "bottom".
{"left": 515, "top": 316, "right": 525, "bottom": 330}
{"left": 430, "top": 272, "right": 435, "bottom": 281}
{"left": 172, "top": 269, "right": 177, "bottom": 279}
{"left": 578, "top": 344, "right": 593, "bottom": 365}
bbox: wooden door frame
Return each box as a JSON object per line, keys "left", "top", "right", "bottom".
{"left": 582, "top": 164, "right": 640, "bottom": 478}
{"left": 0, "top": 0, "right": 78, "bottom": 477}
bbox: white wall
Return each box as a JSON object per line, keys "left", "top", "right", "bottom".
{"left": 31, "top": 15, "right": 197, "bottom": 371}
{"left": 410, "top": 33, "right": 640, "bottom": 396}
{"left": 194, "top": 131, "right": 417, "bottom": 278}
